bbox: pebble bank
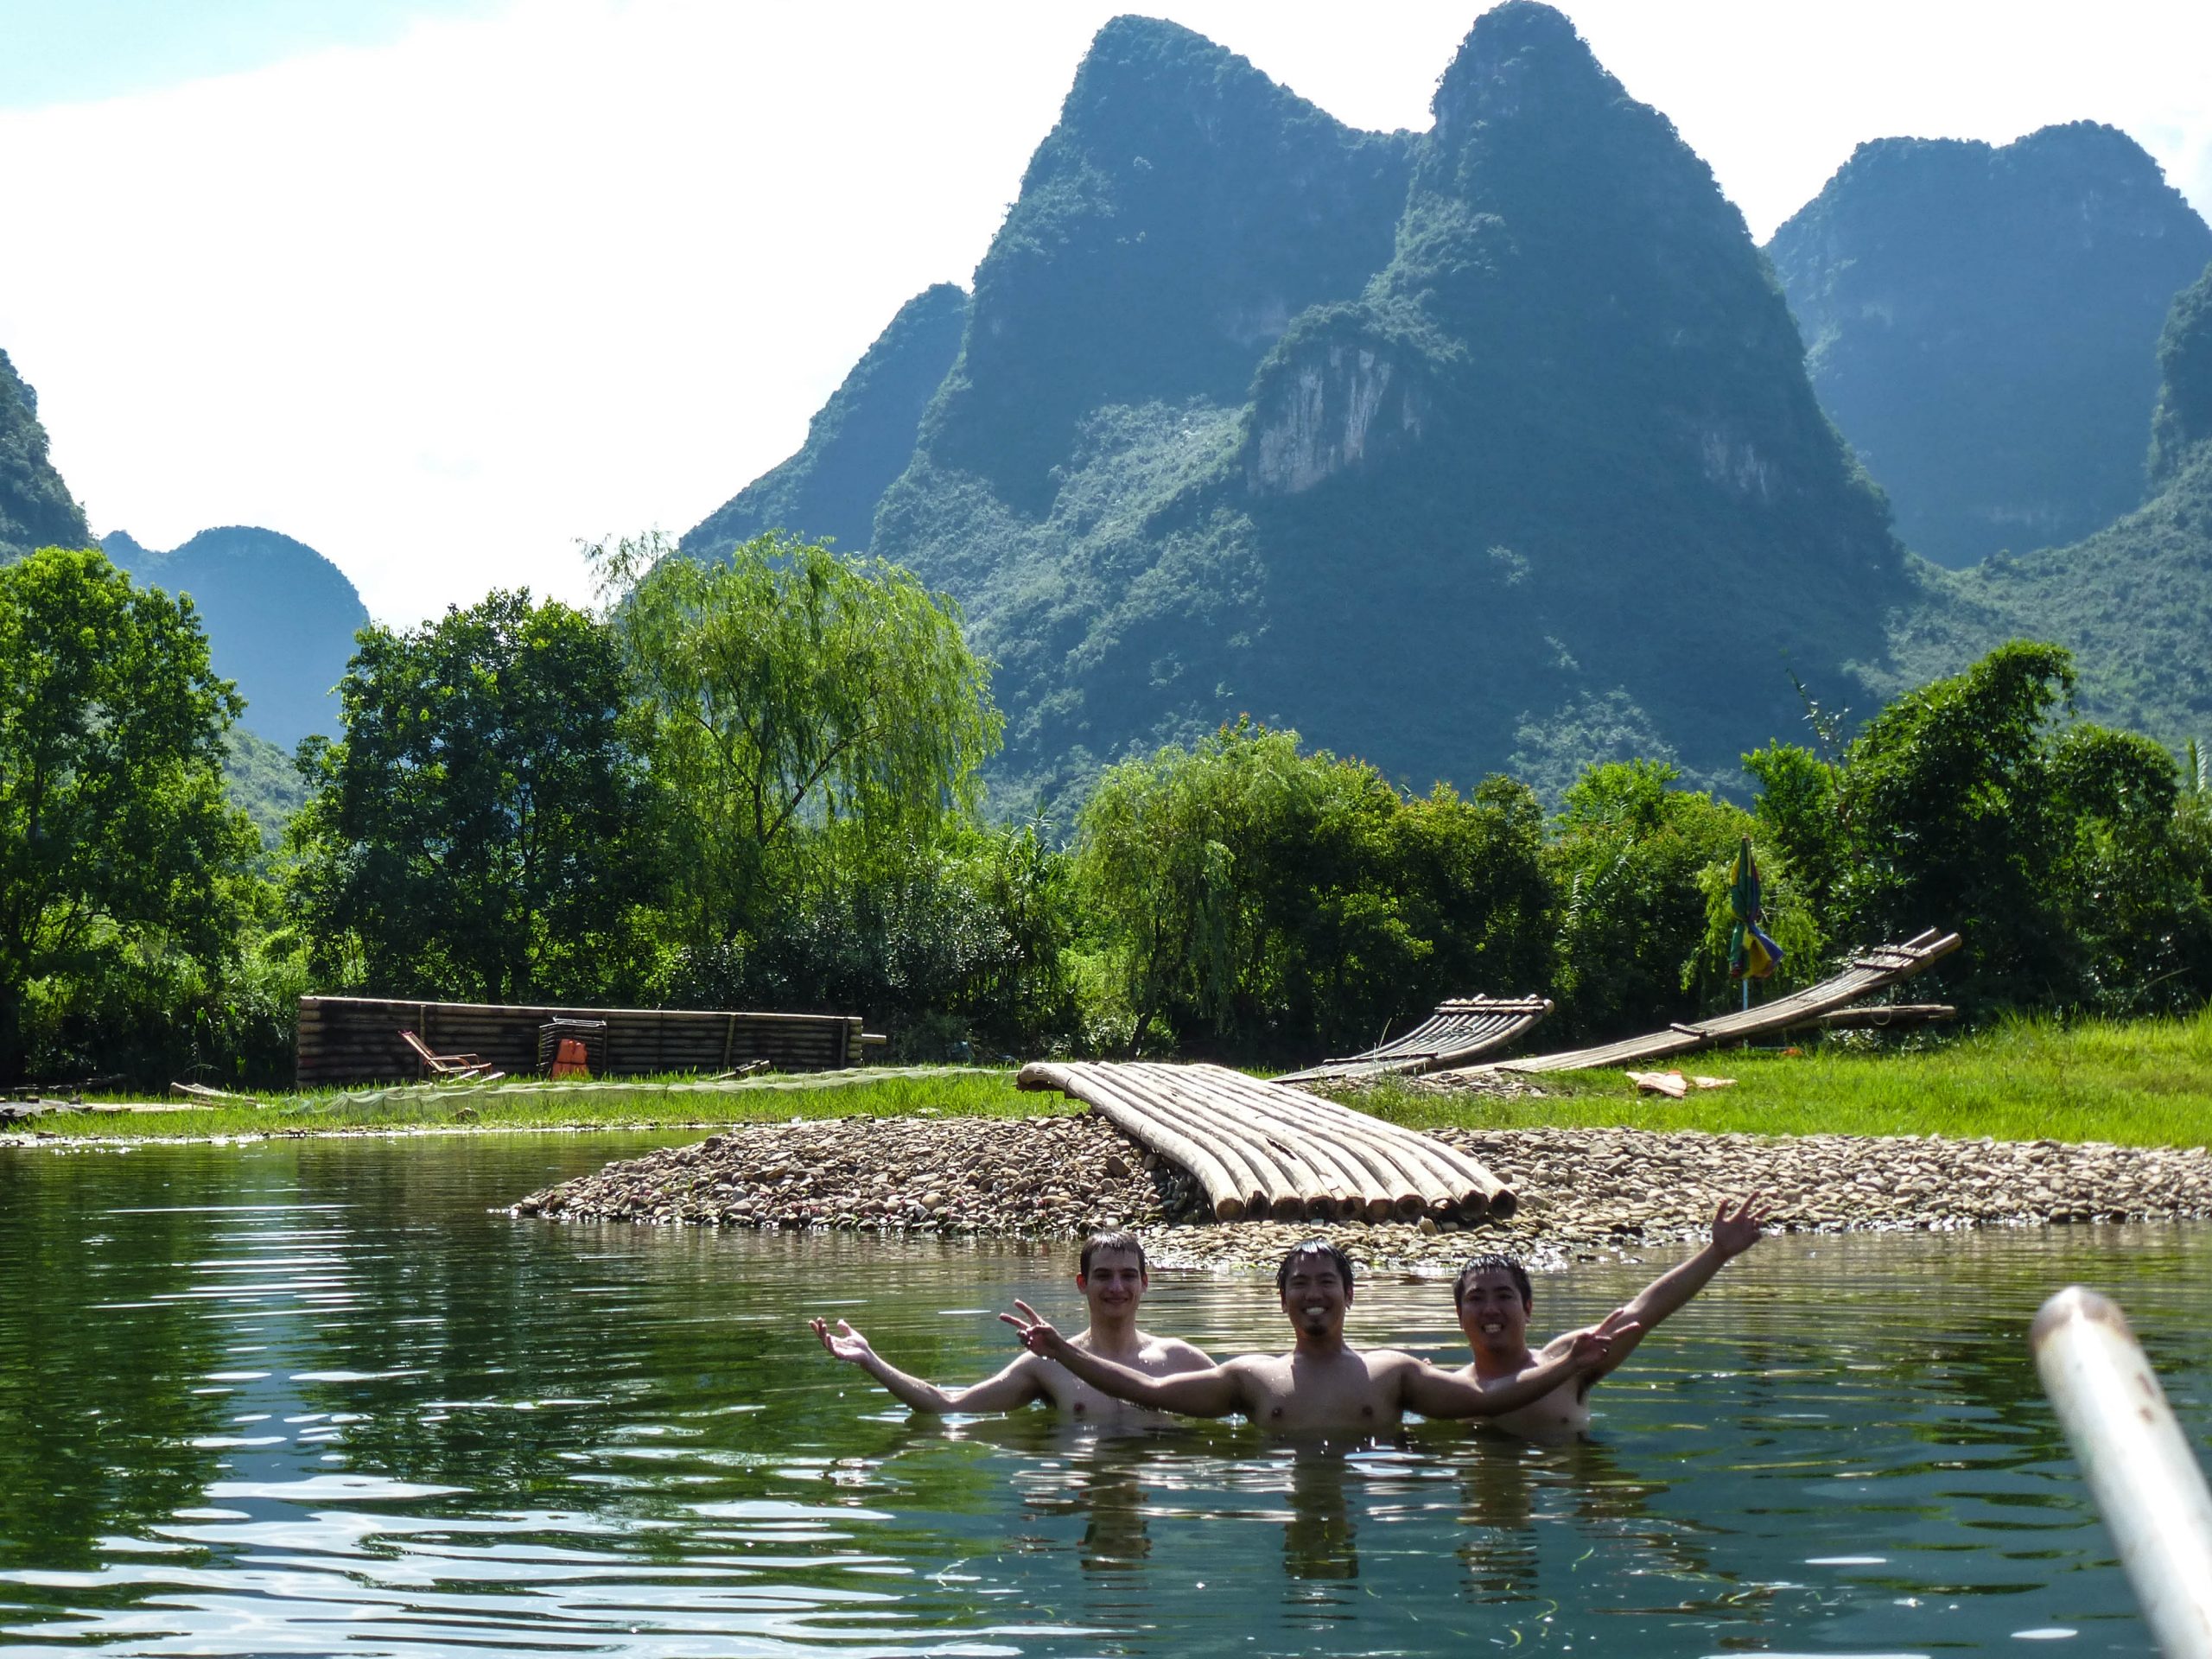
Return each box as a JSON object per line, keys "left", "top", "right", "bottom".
{"left": 512, "top": 1109, "right": 2212, "bottom": 1273}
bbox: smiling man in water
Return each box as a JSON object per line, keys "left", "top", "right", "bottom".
{"left": 810, "top": 1230, "right": 1212, "bottom": 1421}
{"left": 1452, "top": 1192, "right": 1772, "bottom": 1437}
{"left": 1002, "top": 1240, "right": 1637, "bottom": 1434}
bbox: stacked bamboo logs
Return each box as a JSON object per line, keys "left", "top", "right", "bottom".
{"left": 1016, "top": 1060, "right": 1516, "bottom": 1224}
{"left": 296, "top": 996, "right": 884, "bottom": 1086}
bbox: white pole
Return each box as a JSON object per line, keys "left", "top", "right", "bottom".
{"left": 2031, "top": 1285, "right": 2212, "bottom": 1658}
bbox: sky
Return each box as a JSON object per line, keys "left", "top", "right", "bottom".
{"left": 3, "top": 0, "right": 2209, "bottom": 624}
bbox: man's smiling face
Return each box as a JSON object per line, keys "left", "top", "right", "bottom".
{"left": 1456, "top": 1268, "right": 1532, "bottom": 1355}
{"left": 1279, "top": 1252, "right": 1350, "bottom": 1340}
{"left": 1077, "top": 1249, "right": 1147, "bottom": 1317}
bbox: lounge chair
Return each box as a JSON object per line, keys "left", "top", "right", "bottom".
{"left": 1276, "top": 995, "right": 1554, "bottom": 1084}
{"left": 399, "top": 1029, "right": 505, "bottom": 1083}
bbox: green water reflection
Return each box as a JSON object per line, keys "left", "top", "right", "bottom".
{"left": 1, "top": 1134, "right": 2207, "bottom": 1656}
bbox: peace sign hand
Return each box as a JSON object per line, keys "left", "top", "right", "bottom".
{"left": 998, "top": 1299, "right": 1068, "bottom": 1357}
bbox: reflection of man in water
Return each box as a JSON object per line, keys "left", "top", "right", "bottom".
{"left": 1453, "top": 1192, "right": 1772, "bottom": 1436}
{"left": 1005, "top": 1240, "right": 1633, "bottom": 1433}
{"left": 810, "top": 1230, "right": 1212, "bottom": 1421}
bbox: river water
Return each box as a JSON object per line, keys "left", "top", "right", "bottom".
{"left": 2, "top": 1133, "right": 2208, "bottom": 1657}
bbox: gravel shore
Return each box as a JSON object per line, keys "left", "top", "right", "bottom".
{"left": 511, "top": 1109, "right": 2212, "bottom": 1272}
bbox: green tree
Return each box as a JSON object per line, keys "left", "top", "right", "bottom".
{"left": 593, "top": 531, "right": 1001, "bottom": 950}
{"left": 288, "top": 590, "right": 655, "bottom": 1004}
{"left": 1543, "top": 760, "right": 1781, "bottom": 1040}
{"left": 0, "top": 547, "right": 258, "bottom": 1082}
{"left": 1745, "top": 641, "right": 2212, "bottom": 1015}
{"left": 1073, "top": 721, "right": 1553, "bottom": 1058}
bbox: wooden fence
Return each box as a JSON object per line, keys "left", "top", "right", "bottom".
{"left": 296, "top": 996, "right": 879, "bottom": 1086}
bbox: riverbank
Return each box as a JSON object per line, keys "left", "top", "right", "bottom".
{"left": 512, "top": 1111, "right": 2212, "bottom": 1271}
{"left": 10, "top": 1009, "right": 2211, "bottom": 1147}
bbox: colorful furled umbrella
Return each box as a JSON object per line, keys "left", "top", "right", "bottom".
{"left": 1727, "top": 836, "right": 1784, "bottom": 983}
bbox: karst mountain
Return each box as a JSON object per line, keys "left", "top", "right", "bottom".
{"left": 1770, "top": 124, "right": 2212, "bottom": 570}
{"left": 697, "top": 4, "right": 1910, "bottom": 798}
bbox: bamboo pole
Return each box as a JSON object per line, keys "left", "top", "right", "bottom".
{"left": 1086, "top": 1065, "right": 1299, "bottom": 1217}
{"left": 1135, "top": 1065, "right": 1356, "bottom": 1219}
{"left": 1192, "top": 1065, "right": 1470, "bottom": 1212}
{"left": 1182, "top": 1066, "right": 1440, "bottom": 1219}
{"left": 1070, "top": 1065, "right": 1274, "bottom": 1219}
{"left": 1166, "top": 1065, "right": 1416, "bottom": 1218}
{"left": 1017, "top": 1063, "right": 1248, "bottom": 1221}
{"left": 2031, "top": 1285, "right": 2212, "bottom": 1659}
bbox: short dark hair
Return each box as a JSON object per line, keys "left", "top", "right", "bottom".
{"left": 1080, "top": 1230, "right": 1147, "bottom": 1277}
{"left": 1276, "top": 1240, "right": 1355, "bottom": 1298}
{"left": 1454, "top": 1253, "right": 1531, "bottom": 1311}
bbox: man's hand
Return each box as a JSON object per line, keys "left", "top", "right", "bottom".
{"left": 1567, "top": 1307, "right": 1643, "bottom": 1371}
{"left": 810, "top": 1317, "right": 874, "bottom": 1364}
{"left": 1710, "top": 1192, "right": 1772, "bottom": 1259}
{"left": 998, "top": 1299, "right": 1070, "bottom": 1359}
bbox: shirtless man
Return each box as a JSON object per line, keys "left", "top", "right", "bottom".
{"left": 1453, "top": 1192, "right": 1771, "bottom": 1437}
{"left": 1001, "top": 1239, "right": 1636, "bottom": 1434}
{"left": 810, "top": 1230, "right": 1211, "bottom": 1421}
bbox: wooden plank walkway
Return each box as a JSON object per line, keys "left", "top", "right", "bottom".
{"left": 1463, "top": 930, "right": 1961, "bottom": 1077}
{"left": 1017, "top": 1060, "right": 1515, "bottom": 1224}
{"left": 1277, "top": 995, "right": 1553, "bottom": 1084}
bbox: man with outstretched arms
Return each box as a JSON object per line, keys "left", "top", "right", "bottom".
{"left": 1001, "top": 1240, "right": 1637, "bottom": 1433}
{"left": 810, "top": 1230, "right": 1211, "bottom": 1421}
{"left": 1453, "top": 1192, "right": 1771, "bottom": 1437}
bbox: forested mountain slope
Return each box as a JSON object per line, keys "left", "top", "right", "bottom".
{"left": 683, "top": 283, "right": 968, "bottom": 558}
{"left": 863, "top": 3, "right": 1904, "bottom": 801}
{"left": 0, "top": 348, "right": 90, "bottom": 558}
{"left": 1890, "top": 261, "right": 2212, "bottom": 741}
{"left": 1770, "top": 124, "right": 2211, "bottom": 569}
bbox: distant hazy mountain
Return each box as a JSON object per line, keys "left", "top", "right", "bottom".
{"left": 0, "top": 347, "right": 91, "bottom": 558}
{"left": 853, "top": 3, "right": 1901, "bottom": 799}
{"left": 1891, "top": 261, "right": 2212, "bottom": 741}
{"left": 1770, "top": 124, "right": 2212, "bottom": 569}
{"left": 102, "top": 525, "right": 368, "bottom": 751}
{"left": 682, "top": 284, "right": 968, "bottom": 559}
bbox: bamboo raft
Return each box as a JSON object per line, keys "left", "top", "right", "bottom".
{"left": 1471, "top": 929, "right": 1961, "bottom": 1077}
{"left": 1017, "top": 1060, "right": 1515, "bottom": 1224}
{"left": 1277, "top": 995, "right": 1554, "bottom": 1084}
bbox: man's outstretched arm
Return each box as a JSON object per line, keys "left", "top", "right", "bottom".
{"left": 1575, "top": 1192, "right": 1772, "bottom": 1380}
{"left": 1404, "top": 1313, "right": 1640, "bottom": 1418}
{"left": 810, "top": 1317, "right": 1044, "bottom": 1414}
{"left": 1001, "top": 1300, "right": 1246, "bottom": 1417}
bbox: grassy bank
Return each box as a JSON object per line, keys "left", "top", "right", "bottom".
{"left": 10, "top": 1011, "right": 2210, "bottom": 1149}
{"left": 1351, "top": 1009, "right": 2212, "bottom": 1148}
{"left": 12, "top": 1066, "right": 1047, "bottom": 1141}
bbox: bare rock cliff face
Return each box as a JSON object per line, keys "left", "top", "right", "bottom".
{"left": 1247, "top": 340, "right": 1426, "bottom": 496}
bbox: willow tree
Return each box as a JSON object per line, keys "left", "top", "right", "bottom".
{"left": 592, "top": 532, "right": 1001, "bottom": 949}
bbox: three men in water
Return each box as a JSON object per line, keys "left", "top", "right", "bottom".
{"left": 1000, "top": 1237, "right": 1637, "bottom": 1432}
{"left": 816, "top": 1194, "right": 1769, "bottom": 1435}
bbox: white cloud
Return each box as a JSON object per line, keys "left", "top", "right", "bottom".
{"left": 2, "top": 0, "right": 2205, "bottom": 622}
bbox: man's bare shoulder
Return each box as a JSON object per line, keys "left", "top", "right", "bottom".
{"left": 1135, "top": 1333, "right": 1217, "bottom": 1370}
{"left": 1359, "top": 1347, "right": 1430, "bottom": 1376}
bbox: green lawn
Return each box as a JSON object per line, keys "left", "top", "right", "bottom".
{"left": 12, "top": 1010, "right": 2212, "bottom": 1148}
{"left": 1344, "top": 1008, "right": 2212, "bottom": 1148}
